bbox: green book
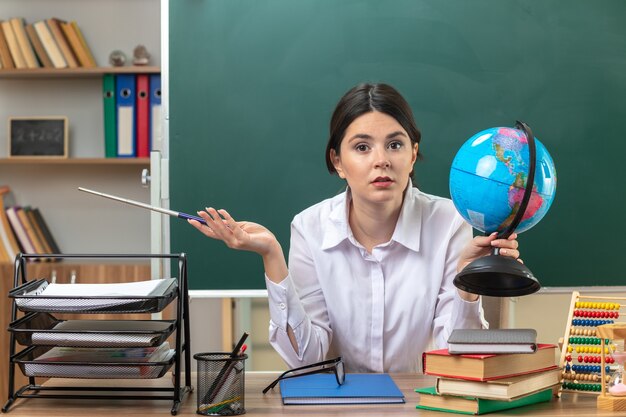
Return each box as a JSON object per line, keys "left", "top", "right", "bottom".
{"left": 103, "top": 73, "right": 117, "bottom": 158}
{"left": 415, "top": 386, "right": 552, "bottom": 415}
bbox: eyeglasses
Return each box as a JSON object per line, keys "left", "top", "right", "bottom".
{"left": 262, "top": 356, "right": 345, "bottom": 394}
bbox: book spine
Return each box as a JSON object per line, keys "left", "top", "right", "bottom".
{"left": 0, "top": 21, "right": 15, "bottom": 69}
{"left": 15, "top": 207, "right": 46, "bottom": 258}
{"left": 0, "top": 208, "right": 19, "bottom": 260}
{"left": 33, "top": 20, "right": 66, "bottom": 68}
{"left": 5, "top": 207, "right": 36, "bottom": 254}
{"left": 60, "top": 21, "right": 93, "bottom": 68}
{"left": 10, "top": 17, "right": 39, "bottom": 68}
{"left": 46, "top": 18, "right": 78, "bottom": 68}
{"left": 1, "top": 20, "right": 26, "bottom": 69}
{"left": 32, "top": 208, "right": 61, "bottom": 254}
{"left": 70, "top": 21, "right": 96, "bottom": 67}
{"left": 25, "top": 23, "right": 53, "bottom": 68}
{"left": 25, "top": 208, "right": 53, "bottom": 254}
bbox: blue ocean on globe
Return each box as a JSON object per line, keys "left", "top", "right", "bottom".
{"left": 449, "top": 126, "right": 557, "bottom": 235}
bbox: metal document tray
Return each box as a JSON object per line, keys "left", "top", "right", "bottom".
{"left": 9, "top": 312, "right": 176, "bottom": 348}
{"left": 14, "top": 345, "right": 176, "bottom": 379}
{"left": 9, "top": 279, "right": 177, "bottom": 314}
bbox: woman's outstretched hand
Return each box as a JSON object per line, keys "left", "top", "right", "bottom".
{"left": 187, "top": 207, "right": 288, "bottom": 282}
{"left": 188, "top": 207, "right": 276, "bottom": 256}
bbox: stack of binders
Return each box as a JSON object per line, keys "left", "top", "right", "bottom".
{"left": 417, "top": 329, "right": 560, "bottom": 415}
{"left": 103, "top": 73, "right": 161, "bottom": 158}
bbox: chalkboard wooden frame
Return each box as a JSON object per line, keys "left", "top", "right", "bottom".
{"left": 8, "top": 116, "right": 69, "bottom": 158}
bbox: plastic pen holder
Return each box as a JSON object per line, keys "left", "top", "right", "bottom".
{"left": 194, "top": 352, "right": 247, "bottom": 416}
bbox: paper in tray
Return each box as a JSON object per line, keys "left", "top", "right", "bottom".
{"left": 16, "top": 346, "right": 176, "bottom": 379}
{"left": 10, "top": 313, "right": 176, "bottom": 347}
{"left": 9, "top": 278, "right": 177, "bottom": 314}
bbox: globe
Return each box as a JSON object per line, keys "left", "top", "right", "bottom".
{"left": 449, "top": 122, "right": 557, "bottom": 297}
{"left": 449, "top": 126, "right": 557, "bottom": 236}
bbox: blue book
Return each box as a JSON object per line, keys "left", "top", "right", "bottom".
{"left": 115, "top": 74, "right": 136, "bottom": 157}
{"left": 279, "top": 373, "right": 405, "bottom": 405}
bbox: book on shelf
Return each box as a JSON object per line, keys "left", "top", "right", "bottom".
{"left": 0, "top": 23, "right": 15, "bottom": 68}
{"left": 59, "top": 20, "right": 95, "bottom": 68}
{"left": 33, "top": 20, "right": 66, "bottom": 68}
{"left": 24, "top": 23, "right": 53, "bottom": 68}
{"left": 23, "top": 206, "right": 58, "bottom": 261}
{"left": 0, "top": 186, "right": 61, "bottom": 262}
{"left": 447, "top": 328, "right": 538, "bottom": 354}
{"left": 415, "top": 386, "right": 553, "bottom": 415}
{"left": 435, "top": 368, "right": 561, "bottom": 401}
{"left": 70, "top": 21, "right": 96, "bottom": 66}
{"left": 1, "top": 20, "right": 26, "bottom": 69}
{"left": 15, "top": 207, "right": 47, "bottom": 257}
{"left": 30, "top": 207, "right": 61, "bottom": 254}
{"left": 45, "top": 17, "right": 78, "bottom": 68}
{"left": 9, "top": 17, "right": 39, "bottom": 69}
{"left": 279, "top": 373, "right": 405, "bottom": 405}
{"left": 422, "top": 344, "right": 558, "bottom": 381}
{"left": 29, "top": 207, "right": 62, "bottom": 254}
{"left": 0, "top": 190, "right": 20, "bottom": 261}
{"left": 5, "top": 206, "right": 36, "bottom": 255}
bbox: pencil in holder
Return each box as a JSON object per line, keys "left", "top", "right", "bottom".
{"left": 194, "top": 352, "right": 247, "bottom": 415}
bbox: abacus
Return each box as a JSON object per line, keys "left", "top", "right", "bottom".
{"left": 559, "top": 291, "right": 625, "bottom": 396}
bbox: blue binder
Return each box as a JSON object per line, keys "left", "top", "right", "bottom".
{"left": 149, "top": 74, "right": 162, "bottom": 151}
{"left": 115, "top": 74, "right": 136, "bottom": 157}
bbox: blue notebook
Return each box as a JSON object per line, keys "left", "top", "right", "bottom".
{"left": 279, "top": 373, "right": 405, "bottom": 405}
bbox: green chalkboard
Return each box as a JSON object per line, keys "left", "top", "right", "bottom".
{"left": 169, "top": 0, "right": 626, "bottom": 290}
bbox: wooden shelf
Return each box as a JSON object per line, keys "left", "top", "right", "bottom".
{"left": 0, "top": 66, "right": 160, "bottom": 79}
{"left": 0, "top": 158, "right": 149, "bottom": 165}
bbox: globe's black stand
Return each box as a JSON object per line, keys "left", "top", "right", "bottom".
{"left": 454, "top": 121, "right": 541, "bottom": 297}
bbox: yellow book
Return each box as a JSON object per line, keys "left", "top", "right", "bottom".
{"left": 0, "top": 22, "right": 15, "bottom": 68}
{"left": 70, "top": 21, "right": 96, "bottom": 67}
{"left": 10, "top": 17, "right": 39, "bottom": 68}
{"left": 1, "top": 20, "right": 26, "bottom": 68}
{"left": 60, "top": 21, "right": 93, "bottom": 68}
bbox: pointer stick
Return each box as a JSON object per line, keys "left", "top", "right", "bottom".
{"left": 78, "top": 187, "right": 208, "bottom": 225}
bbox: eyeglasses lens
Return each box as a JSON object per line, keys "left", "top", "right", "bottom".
{"left": 336, "top": 360, "right": 345, "bottom": 385}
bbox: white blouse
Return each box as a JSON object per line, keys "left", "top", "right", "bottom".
{"left": 265, "top": 185, "right": 488, "bottom": 373}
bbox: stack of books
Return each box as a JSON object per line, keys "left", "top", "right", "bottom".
{"left": 0, "top": 186, "right": 60, "bottom": 263}
{"left": 0, "top": 206, "right": 61, "bottom": 262}
{"left": 418, "top": 329, "right": 560, "bottom": 415}
{"left": 0, "top": 16, "right": 96, "bottom": 69}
